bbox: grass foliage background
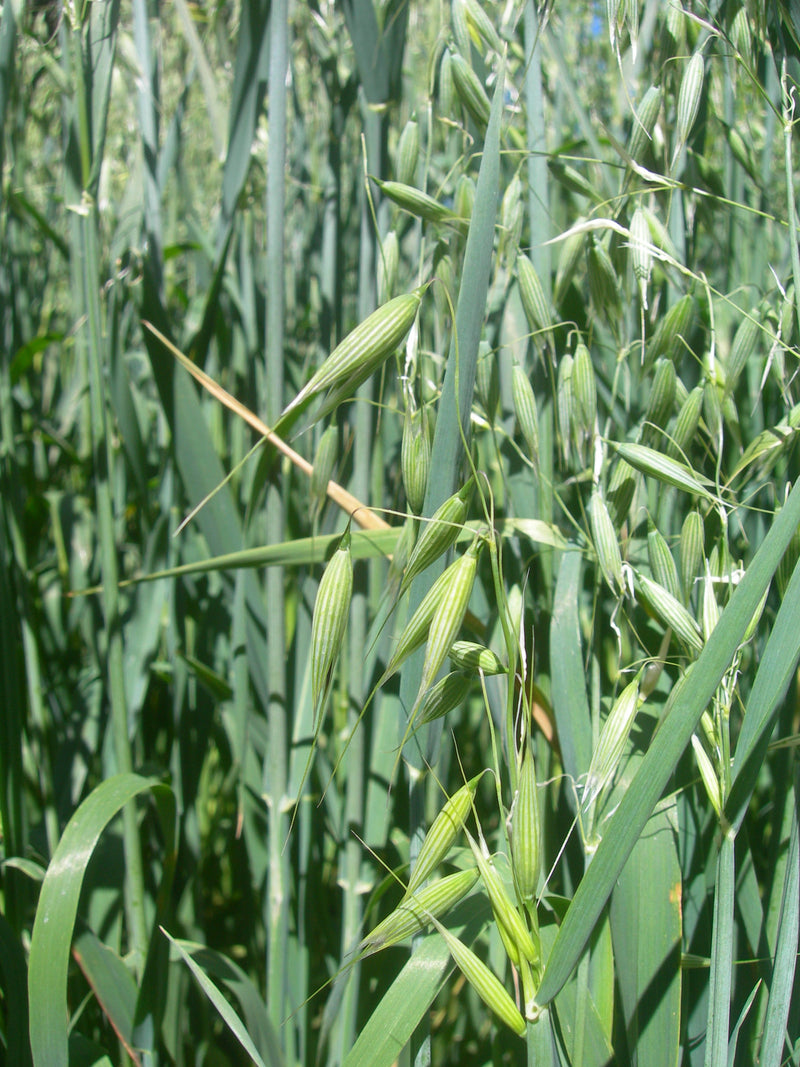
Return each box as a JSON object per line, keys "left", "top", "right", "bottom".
{"left": 1, "top": 1, "right": 800, "bottom": 1065}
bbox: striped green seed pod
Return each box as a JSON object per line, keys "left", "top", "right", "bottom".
{"left": 464, "top": 0, "right": 504, "bottom": 56}
{"left": 467, "top": 833, "right": 540, "bottom": 968}
{"left": 402, "top": 404, "right": 431, "bottom": 515}
{"left": 416, "top": 670, "right": 473, "bottom": 727}
{"left": 647, "top": 521, "right": 681, "bottom": 603}
{"left": 451, "top": 0, "right": 472, "bottom": 61}
{"left": 680, "top": 509, "right": 705, "bottom": 606}
{"left": 634, "top": 570, "right": 704, "bottom": 655}
{"left": 281, "top": 289, "right": 422, "bottom": 426}
{"left": 400, "top": 476, "right": 475, "bottom": 597}
{"left": 725, "top": 312, "right": 759, "bottom": 395}
{"left": 512, "top": 363, "right": 540, "bottom": 469}
{"left": 629, "top": 207, "right": 652, "bottom": 309}
{"left": 549, "top": 160, "right": 604, "bottom": 203}
{"left": 439, "top": 48, "right": 456, "bottom": 118}
{"left": 554, "top": 222, "right": 586, "bottom": 308}
{"left": 572, "top": 342, "right": 597, "bottom": 438}
{"left": 450, "top": 52, "right": 491, "bottom": 128}
{"left": 607, "top": 454, "right": 639, "bottom": 528}
{"left": 449, "top": 640, "right": 505, "bottom": 675}
{"left": 703, "top": 379, "right": 724, "bottom": 453}
{"left": 587, "top": 236, "right": 620, "bottom": 318}
{"left": 673, "top": 52, "right": 705, "bottom": 168}
{"left": 640, "top": 203, "right": 681, "bottom": 262}
{"left": 648, "top": 293, "right": 695, "bottom": 365}
{"left": 311, "top": 529, "right": 353, "bottom": 726}
{"left": 454, "top": 174, "right": 476, "bottom": 222}
{"left": 668, "top": 383, "right": 704, "bottom": 460}
{"left": 556, "top": 352, "right": 574, "bottom": 462}
{"left": 416, "top": 537, "right": 482, "bottom": 703}
{"left": 642, "top": 358, "right": 676, "bottom": 447}
{"left": 700, "top": 566, "right": 720, "bottom": 644}
{"left": 511, "top": 743, "right": 541, "bottom": 903}
{"left": 360, "top": 869, "right": 478, "bottom": 955}
{"left": 476, "top": 341, "right": 499, "bottom": 423}
{"left": 500, "top": 173, "right": 524, "bottom": 265}
{"left": 434, "top": 253, "right": 456, "bottom": 326}
{"left": 517, "top": 253, "right": 553, "bottom": 335}
{"left": 691, "top": 734, "right": 722, "bottom": 817}
{"left": 381, "top": 564, "right": 455, "bottom": 684}
{"left": 378, "top": 230, "right": 399, "bottom": 306}
{"left": 406, "top": 774, "right": 483, "bottom": 896}
{"left": 310, "top": 425, "right": 339, "bottom": 517}
{"left": 433, "top": 919, "right": 527, "bottom": 1037}
{"left": 627, "top": 85, "right": 663, "bottom": 166}
{"left": 609, "top": 441, "right": 716, "bottom": 502}
{"left": 591, "top": 487, "right": 625, "bottom": 597}
{"left": 584, "top": 673, "right": 641, "bottom": 809}
{"left": 730, "top": 4, "right": 753, "bottom": 65}
{"left": 396, "top": 118, "right": 419, "bottom": 187}
{"left": 375, "top": 178, "right": 458, "bottom": 227}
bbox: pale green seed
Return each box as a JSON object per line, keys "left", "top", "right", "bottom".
{"left": 647, "top": 522, "right": 681, "bottom": 604}
{"left": 464, "top": 0, "right": 504, "bottom": 56}
{"left": 281, "top": 289, "right": 422, "bottom": 426}
{"left": 673, "top": 52, "right": 705, "bottom": 168}
{"left": 511, "top": 743, "right": 541, "bottom": 903}
{"left": 378, "top": 230, "right": 399, "bottom": 306}
{"left": 634, "top": 570, "right": 704, "bottom": 655}
{"left": 642, "top": 358, "right": 677, "bottom": 447}
{"left": 360, "top": 869, "right": 478, "bottom": 955}
{"left": 450, "top": 52, "right": 491, "bottom": 128}
{"left": 554, "top": 222, "right": 586, "bottom": 307}
{"left": 311, "top": 530, "right": 353, "bottom": 725}
{"left": 607, "top": 455, "right": 639, "bottom": 527}
{"left": 627, "top": 85, "right": 663, "bottom": 167}
{"left": 587, "top": 235, "right": 620, "bottom": 319}
{"left": 416, "top": 670, "right": 473, "bottom": 727}
{"left": 406, "top": 775, "right": 483, "bottom": 897}
{"left": 310, "top": 425, "right": 339, "bottom": 517}
{"left": 434, "top": 253, "right": 456, "bottom": 326}
{"left": 584, "top": 673, "right": 641, "bottom": 809}
{"left": 432, "top": 917, "right": 527, "bottom": 1037}
{"left": 591, "top": 487, "right": 625, "bottom": 597}
{"left": 517, "top": 253, "right": 553, "bottom": 335}
{"left": 400, "top": 477, "right": 475, "bottom": 597}
{"left": 454, "top": 173, "right": 476, "bottom": 222}
{"left": 668, "top": 383, "right": 704, "bottom": 460}
{"left": 476, "top": 341, "right": 499, "bottom": 423}
{"left": 648, "top": 293, "right": 694, "bottom": 365}
{"left": 629, "top": 206, "right": 652, "bottom": 309}
{"left": 448, "top": 640, "right": 505, "bottom": 675}
{"left": 381, "top": 565, "right": 454, "bottom": 685}
{"left": 451, "top": 0, "right": 472, "bottom": 60}
{"left": 512, "top": 363, "right": 540, "bottom": 470}
{"left": 402, "top": 403, "right": 431, "bottom": 515}
{"left": 609, "top": 441, "right": 716, "bottom": 502}
{"left": 557, "top": 352, "right": 574, "bottom": 462}
{"left": 680, "top": 509, "right": 705, "bottom": 605}
{"left": 375, "top": 178, "right": 460, "bottom": 228}
{"left": 550, "top": 160, "right": 604, "bottom": 203}
{"left": 691, "top": 734, "right": 722, "bottom": 817}
{"left": 640, "top": 204, "right": 681, "bottom": 262}
{"left": 572, "top": 341, "right": 597, "bottom": 438}
{"left": 725, "top": 312, "right": 759, "bottom": 395}
{"left": 701, "top": 565, "right": 720, "bottom": 644}
{"left": 439, "top": 48, "right": 456, "bottom": 117}
{"left": 415, "top": 538, "right": 482, "bottom": 704}
{"left": 467, "top": 833, "right": 540, "bottom": 968}
{"left": 396, "top": 118, "right": 419, "bottom": 187}
{"left": 500, "top": 174, "right": 524, "bottom": 266}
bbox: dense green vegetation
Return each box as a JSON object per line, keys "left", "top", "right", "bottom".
{"left": 1, "top": 1, "right": 799, "bottom": 1064}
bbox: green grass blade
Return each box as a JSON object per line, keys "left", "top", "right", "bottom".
{"left": 343, "top": 894, "right": 491, "bottom": 1067}
{"left": 705, "top": 833, "right": 735, "bottom": 1067}
{"left": 72, "top": 928, "right": 138, "bottom": 1061}
{"left": 28, "top": 775, "right": 176, "bottom": 1067}
{"left": 536, "top": 478, "right": 800, "bottom": 1005}
{"left": 758, "top": 768, "right": 800, "bottom": 1067}
{"left": 550, "top": 550, "right": 593, "bottom": 788}
{"left": 727, "top": 555, "right": 800, "bottom": 832}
